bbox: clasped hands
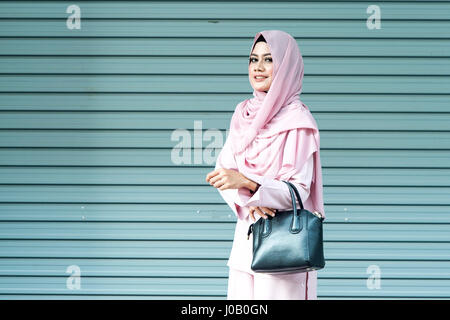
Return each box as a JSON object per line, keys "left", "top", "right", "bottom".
{"left": 205, "top": 168, "right": 276, "bottom": 221}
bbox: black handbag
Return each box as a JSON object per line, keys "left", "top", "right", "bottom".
{"left": 247, "top": 180, "right": 325, "bottom": 274}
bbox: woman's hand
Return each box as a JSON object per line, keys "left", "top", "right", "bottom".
{"left": 249, "top": 206, "right": 276, "bottom": 222}
{"left": 206, "top": 168, "right": 257, "bottom": 191}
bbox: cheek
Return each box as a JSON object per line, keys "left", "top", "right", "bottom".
{"left": 248, "top": 68, "right": 255, "bottom": 81}
{"left": 267, "top": 65, "right": 274, "bottom": 77}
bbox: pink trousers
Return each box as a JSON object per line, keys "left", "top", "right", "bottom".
{"left": 226, "top": 267, "right": 317, "bottom": 300}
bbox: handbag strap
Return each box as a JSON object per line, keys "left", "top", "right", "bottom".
{"left": 282, "top": 180, "right": 303, "bottom": 232}
{"left": 283, "top": 181, "right": 305, "bottom": 211}
{"left": 281, "top": 180, "right": 298, "bottom": 215}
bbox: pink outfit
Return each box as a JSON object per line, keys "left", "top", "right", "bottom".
{"left": 215, "top": 137, "right": 317, "bottom": 299}
{"left": 215, "top": 132, "right": 315, "bottom": 274}
{"left": 213, "top": 30, "right": 326, "bottom": 300}
{"left": 227, "top": 268, "right": 314, "bottom": 300}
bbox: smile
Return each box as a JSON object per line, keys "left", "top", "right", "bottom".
{"left": 254, "top": 76, "right": 268, "bottom": 82}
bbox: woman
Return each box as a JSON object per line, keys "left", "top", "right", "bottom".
{"left": 205, "top": 30, "right": 326, "bottom": 300}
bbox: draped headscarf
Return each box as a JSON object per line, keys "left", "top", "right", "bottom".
{"left": 226, "top": 30, "right": 326, "bottom": 218}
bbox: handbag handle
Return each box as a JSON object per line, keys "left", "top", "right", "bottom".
{"left": 281, "top": 180, "right": 303, "bottom": 233}
{"left": 285, "top": 180, "right": 324, "bottom": 220}
{"left": 284, "top": 181, "right": 305, "bottom": 211}
{"left": 282, "top": 180, "right": 298, "bottom": 215}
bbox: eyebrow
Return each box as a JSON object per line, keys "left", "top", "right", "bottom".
{"left": 250, "top": 53, "right": 272, "bottom": 57}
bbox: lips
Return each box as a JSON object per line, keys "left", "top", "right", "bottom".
{"left": 254, "top": 75, "right": 268, "bottom": 82}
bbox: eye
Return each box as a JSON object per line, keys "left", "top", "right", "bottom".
{"left": 249, "top": 57, "right": 272, "bottom": 63}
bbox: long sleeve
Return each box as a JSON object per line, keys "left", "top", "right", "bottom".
{"left": 234, "top": 127, "right": 318, "bottom": 219}
{"left": 214, "top": 137, "right": 242, "bottom": 218}
{"left": 214, "top": 127, "right": 318, "bottom": 220}
{"left": 235, "top": 155, "right": 314, "bottom": 211}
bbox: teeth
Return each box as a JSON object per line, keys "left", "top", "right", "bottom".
{"left": 255, "top": 76, "right": 266, "bottom": 79}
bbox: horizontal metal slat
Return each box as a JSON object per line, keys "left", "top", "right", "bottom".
{"left": 0, "top": 149, "right": 448, "bottom": 168}
{"left": 1, "top": 131, "right": 449, "bottom": 149}
{"left": 1, "top": 39, "right": 449, "bottom": 57}
{"left": 0, "top": 277, "right": 449, "bottom": 297}
{"left": 1, "top": 2, "right": 450, "bottom": 19}
{"left": 1, "top": 57, "right": 449, "bottom": 75}
{"left": 0, "top": 276, "right": 227, "bottom": 296}
{"left": 1, "top": 20, "right": 450, "bottom": 38}
{"left": 1, "top": 75, "right": 450, "bottom": 94}
{"left": 1, "top": 167, "right": 450, "bottom": 187}
{"left": 0, "top": 185, "right": 449, "bottom": 205}
{"left": 1, "top": 93, "right": 449, "bottom": 113}
{"left": 0, "top": 112, "right": 449, "bottom": 131}
{"left": 0, "top": 203, "right": 449, "bottom": 224}
{"left": 0, "top": 222, "right": 449, "bottom": 242}
{"left": 0, "top": 221, "right": 237, "bottom": 240}
{"left": 0, "top": 240, "right": 448, "bottom": 260}
{"left": 0, "top": 258, "right": 448, "bottom": 279}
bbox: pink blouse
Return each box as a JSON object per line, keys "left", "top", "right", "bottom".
{"left": 214, "top": 136, "right": 314, "bottom": 274}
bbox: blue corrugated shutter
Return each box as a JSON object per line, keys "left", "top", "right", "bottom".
{"left": 0, "top": 1, "right": 449, "bottom": 299}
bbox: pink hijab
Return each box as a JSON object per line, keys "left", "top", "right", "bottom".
{"left": 227, "top": 30, "right": 326, "bottom": 218}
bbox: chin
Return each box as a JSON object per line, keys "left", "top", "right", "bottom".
{"left": 252, "top": 82, "right": 271, "bottom": 92}
{"left": 251, "top": 83, "right": 269, "bottom": 92}
{"left": 250, "top": 78, "right": 271, "bottom": 92}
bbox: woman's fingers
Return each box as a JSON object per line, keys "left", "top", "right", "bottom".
{"left": 261, "top": 207, "right": 276, "bottom": 217}
{"left": 254, "top": 207, "right": 270, "bottom": 219}
{"left": 249, "top": 206, "right": 276, "bottom": 221}
{"left": 208, "top": 173, "right": 222, "bottom": 185}
{"left": 258, "top": 207, "right": 276, "bottom": 218}
{"left": 205, "top": 169, "right": 219, "bottom": 182}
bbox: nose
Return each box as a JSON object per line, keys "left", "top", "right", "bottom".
{"left": 254, "top": 59, "right": 264, "bottom": 72}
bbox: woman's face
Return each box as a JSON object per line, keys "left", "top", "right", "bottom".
{"left": 248, "top": 41, "right": 273, "bottom": 92}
